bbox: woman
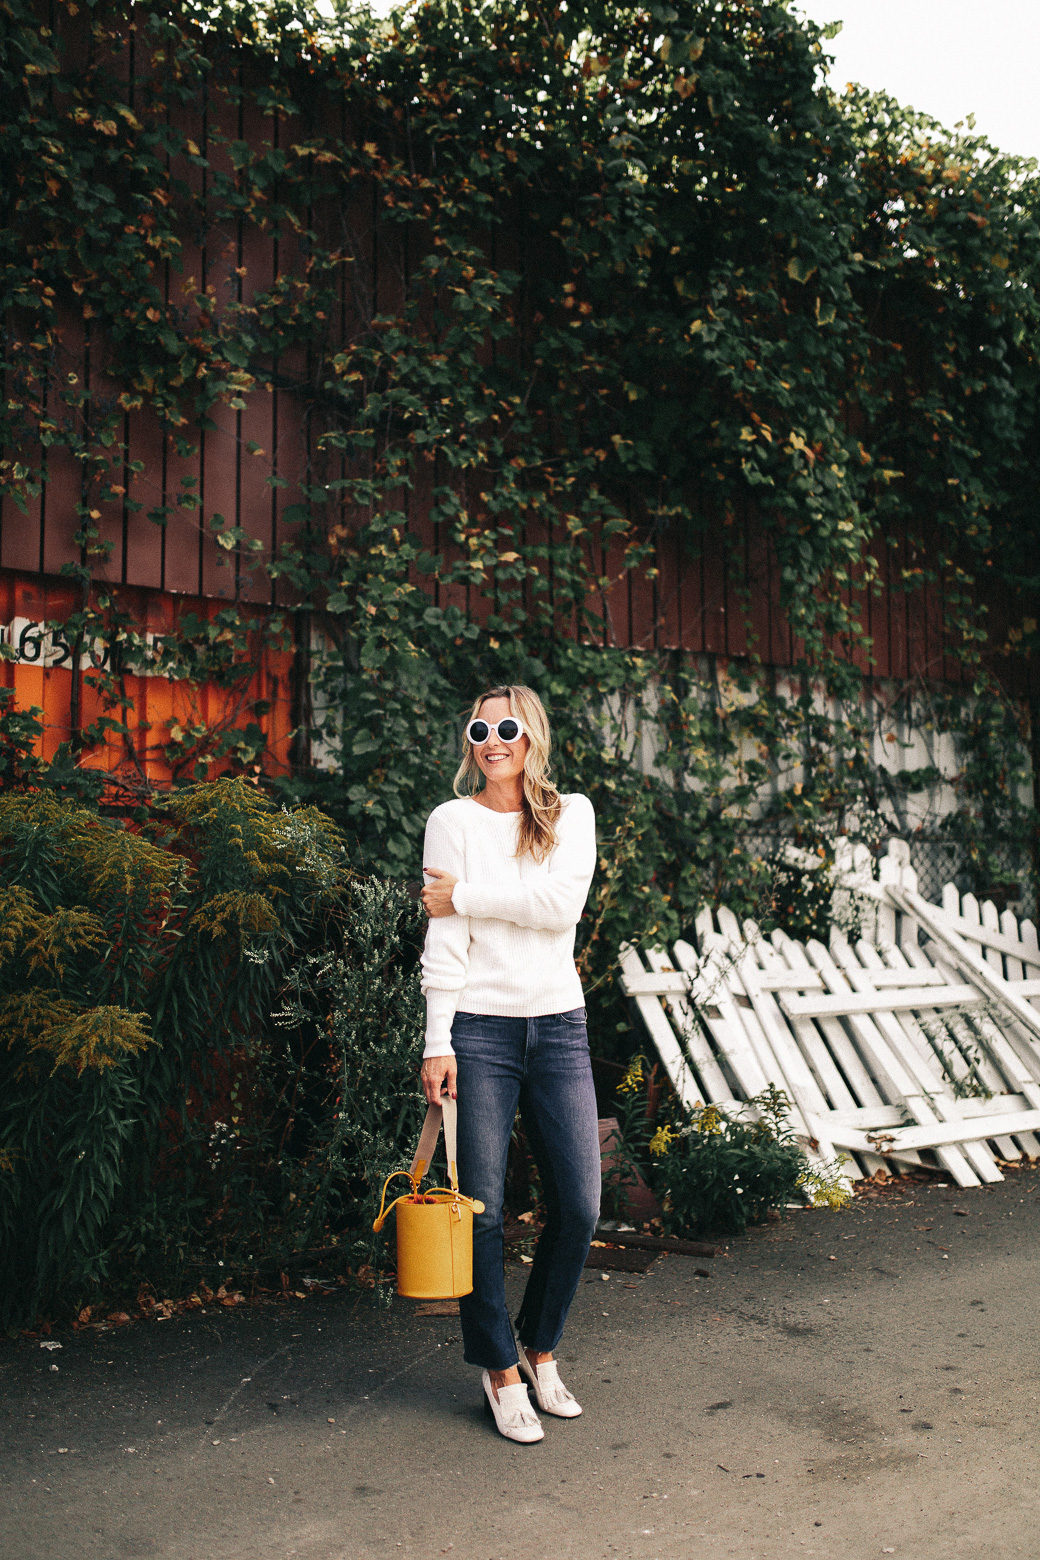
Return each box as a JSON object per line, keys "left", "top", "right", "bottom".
{"left": 419, "top": 685, "right": 600, "bottom": 1444}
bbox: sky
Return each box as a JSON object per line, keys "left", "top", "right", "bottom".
{"left": 796, "top": 0, "right": 1040, "bottom": 163}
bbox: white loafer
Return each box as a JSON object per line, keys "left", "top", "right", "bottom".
{"left": 517, "top": 1353, "right": 582, "bottom": 1418}
{"left": 482, "top": 1370, "right": 545, "bottom": 1443}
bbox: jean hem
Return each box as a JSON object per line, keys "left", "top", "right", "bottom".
{"left": 463, "top": 1350, "right": 520, "bottom": 1371}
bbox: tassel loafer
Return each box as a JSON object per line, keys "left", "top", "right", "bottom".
{"left": 517, "top": 1353, "right": 582, "bottom": 1418}
{"left": 481, "top": 1370, "right": 545, "bottom": 1443}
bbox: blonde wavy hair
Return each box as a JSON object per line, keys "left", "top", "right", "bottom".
{"left": 453, "top": 685, "right": 562, "bottom": 861}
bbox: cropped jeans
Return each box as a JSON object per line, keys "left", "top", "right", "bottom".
{"left": 451, "top": 1008, "right": 601, "bottom": 1370}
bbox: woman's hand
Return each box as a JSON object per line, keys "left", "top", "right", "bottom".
{"left": 421, "top": 868, "right": 458, "bottom": 918}
{"left": 421, "top": 1054, "right": 458, "bottom": 1105}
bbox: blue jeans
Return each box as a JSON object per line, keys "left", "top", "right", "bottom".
{"left": 451, "top": 1008, "right": 601, "bottom": 1370}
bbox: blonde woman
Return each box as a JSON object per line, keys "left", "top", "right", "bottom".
{"left": 420, "top": 685, "right": 599, "bottom": 1444}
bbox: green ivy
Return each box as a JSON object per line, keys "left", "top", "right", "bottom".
{"left": 1, "top": 0, "right": 1038, "bottom": 1035}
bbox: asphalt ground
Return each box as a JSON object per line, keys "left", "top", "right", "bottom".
{"left": 3, "top": 1165, "right": 1040, "bottom": 1560}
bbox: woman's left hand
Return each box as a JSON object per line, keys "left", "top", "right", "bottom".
{"left": 421, "top": 868, "right": 458, "bottom": 918}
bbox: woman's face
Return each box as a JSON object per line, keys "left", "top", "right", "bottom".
{"left": 471, "top": 696, "right": 530, "bottom": 787}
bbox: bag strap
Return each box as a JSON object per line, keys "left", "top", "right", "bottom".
{"left": 409, "top": 1096, "right": 459, "bottom": 1194}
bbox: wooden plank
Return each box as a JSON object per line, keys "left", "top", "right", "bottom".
{"left": 619, "top": 964, "right": 939, "bottom": 997}
{"left": 714, "top": 911, "right": 847, "bottom": 1181}
{"left": 780, "top": 984, "right": 980, "bottom": 1019}
{"left": 861, "top": 937, "right": 1013, "bottom": 1165}
{"left": 825, "top": 1095, "right": 1038, "bottom": 1130}
{"left": 769, "top": 930, "right": 895, "bottom": 1166}
{"left": 1002, "top": 909, "right": 1026, "bottom": 983}
{"left": 827, "top": 932, "right": 1001, "bottom": 1184}
{"left": 876, "top": 842, "right": 903, "bottom": 946}
{"left": 645, "top": 945, "right": 731, "bottom": 1102}
{"left": 682, "top": 931, "right": 776, "bottom": 1101}
{"left": 931, "top": 904, "right": 1040, "bottom": 966}
{"left": 618, "top": 943, "right": 704, "bottom": 1112}
{"left": 747, "top": 928, "right": 865, "bottom": 1181}
{"left": 893, "top": 885, "right": 1040, "bottom": 1044}
{"left": 620, "top": 970, "right": 691, "bottom": 997}
{"left": 827, "top": 1109, "right": 1040, "bottom": 1156}
{"left": 805, "top": 937, "right": 984, "bottom": 1188}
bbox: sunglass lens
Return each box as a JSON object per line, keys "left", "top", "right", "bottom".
{"left": 468, "top": 720, "right": 490, "bottom": 744}
{"left": 497, "top": 718, "right": 520, "bottom": 742}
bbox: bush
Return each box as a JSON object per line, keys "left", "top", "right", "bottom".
{"left": 611, "top": 1061, "right": 849, "bottom": 1238}
{"left": 0, "top": 780, "right": 346, "bottom": 1328}
{"left": 271, "top": 879, "right": 429, "bottom": 1283}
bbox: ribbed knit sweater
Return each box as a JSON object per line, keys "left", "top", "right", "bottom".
{"left": 419, "top": 793, "right": 597, "bottom": 1058}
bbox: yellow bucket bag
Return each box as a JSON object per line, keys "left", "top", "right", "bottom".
{"left": 372, "top": 1096, "right": 485, "bottom": 1299}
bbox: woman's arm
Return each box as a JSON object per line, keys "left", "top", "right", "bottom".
{"left": 450, "top": 794, "right": 596, "bottom": 932}
{"left": 419, "top": 808, "right": 471, "bottom": 1063}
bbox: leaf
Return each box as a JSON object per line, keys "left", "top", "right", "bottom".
{"left": 786, "top": 256, "right": 817, "bottom": 285}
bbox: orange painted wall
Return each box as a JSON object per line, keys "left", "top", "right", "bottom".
{"left": 0, "top": 571, "right": 294, "bottom": 783}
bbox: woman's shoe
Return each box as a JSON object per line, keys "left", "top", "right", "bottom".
{"left": 516, "top": 1353, "right": 582, "bottom": 1418}
{"left": 482, "top": 1370, "right": 545, "bottom": 1443}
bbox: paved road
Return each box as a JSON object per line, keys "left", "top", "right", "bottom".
{"left": 3, "top": 1167, "right": 1040, "bottom": 1560}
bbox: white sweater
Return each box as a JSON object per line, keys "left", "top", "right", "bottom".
{"left": 419, "top": 793, "right": 597, "bottom": 1057}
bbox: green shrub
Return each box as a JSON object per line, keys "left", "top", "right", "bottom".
{"left": 648, "top": 1092, "right": 809, "bottom": 1237}
{"left": 0, "top": 780, "right": 345, "bottom": 1328}
{"left": 612, "top": 1060, "right": 849, "bottom": 1238}
{"left": 271, "top": 879, "right": 428, "bottom": 1283}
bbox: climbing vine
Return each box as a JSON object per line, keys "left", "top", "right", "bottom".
{"left": 1, "top": 0, "right": 1039, "bottom": 983}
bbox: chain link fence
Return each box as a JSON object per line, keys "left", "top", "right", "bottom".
{"left": 735, "top": 826, "right": 1037, "bottom": 920}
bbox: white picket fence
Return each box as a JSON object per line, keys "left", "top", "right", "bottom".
{"left": 618, "top": 839, "right": 1040, "bottom": 1189}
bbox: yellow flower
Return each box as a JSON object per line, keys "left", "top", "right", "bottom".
{"left": 649, "top": 1125, "right": 675, "bottom": 1157}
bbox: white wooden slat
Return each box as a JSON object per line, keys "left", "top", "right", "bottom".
{"left": 757, "top": 934, "right": 860, "bottom": 1110}
{"left": 753, "top": 931, "right": 870, "bottom": 1179}
{"left": 864, "top": 938, "right": 1013, "bottom": 1163}
{"left": 721, "top": 924, "right": 852, "bottom": 1185}
{"left": 672, "top": 936, "right": 773, "bottom": 1102}
{"left": 981, "top": 899, "right": 1006, "bottom": 981}
{"left": 1020, "top": 918, "right": 1040, "bottom": 967}
{"left": 806, "top": 937, "right": 985, "bottom": 1188}
{"left": 620, "top": 970, "right": 692, "bottom": 997}
{"left": 928, "top": 899, "right": 1040, "bottom": 968}
{"left": 940, "top": 907, "right": 1040, "bottom": 965}
{"left": 876, "top": 844, "right": 902, "bottom": 945}
{"left": 617, "top": 943, "right": 704, "bottom": 1113}
{"left": 769, "top": 930, "right": 890, "bottom": 1176}
{"left": 891, "top": 935, "right": 1022, "bottom": 1160}
{"left": 864, "top": 967, "right": 948, "bottom": 987}
{"left": 712, "top": 910, "right": 834, "bottom": 1156}
{"left": 780, "top": 984, "right": 980, "bottom": 1020}
{"left": 1002, "top": 909, "right": 1026, "bottom": 983}
{"left": 1019, "top": 918, "right": 1040, "bottom": 1015}
{"left": 701, "top": 919, "right": 801, "bottom": 1105}
{"left": 920, "top": 936, "right": 1040, "bottom": 1089}
{"left": 892, "top": 886, "right": 1040, "bottom": 1044}
{"left": 965, "top": 908, "right": 1037, "bottom": 1155}
{"left": 771, "top": 932, "right": 897, "bottom": 1123}
{"left": 828, "top": 931, "right": 1002, "bottom": 1184}
{"left": 826, "top": 1108, "right": 1040, "bottom": 1156}
{"left": 731, "top": 925, "right": 845, "bottom": 1148}
{"left": 644, "top": 945, "right": 732, "bottom": 1103}
{"left": 826, "top": 1093, "right": 1039, "bottom": 1131}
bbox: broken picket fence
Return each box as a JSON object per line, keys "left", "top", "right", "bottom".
{"left": 618, "top": 839, "right": 1040, "bottom": 1190}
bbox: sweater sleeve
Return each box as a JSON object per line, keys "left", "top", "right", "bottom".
{"left": 450, "top": 794, "right": 596, "bottom": 933}
{"left": 419, "top": 806, "right": 472, "bottom": 1058}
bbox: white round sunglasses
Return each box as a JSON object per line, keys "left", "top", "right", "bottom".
{"left": 465, "top": 716, "right": 526, "bottom": 745}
